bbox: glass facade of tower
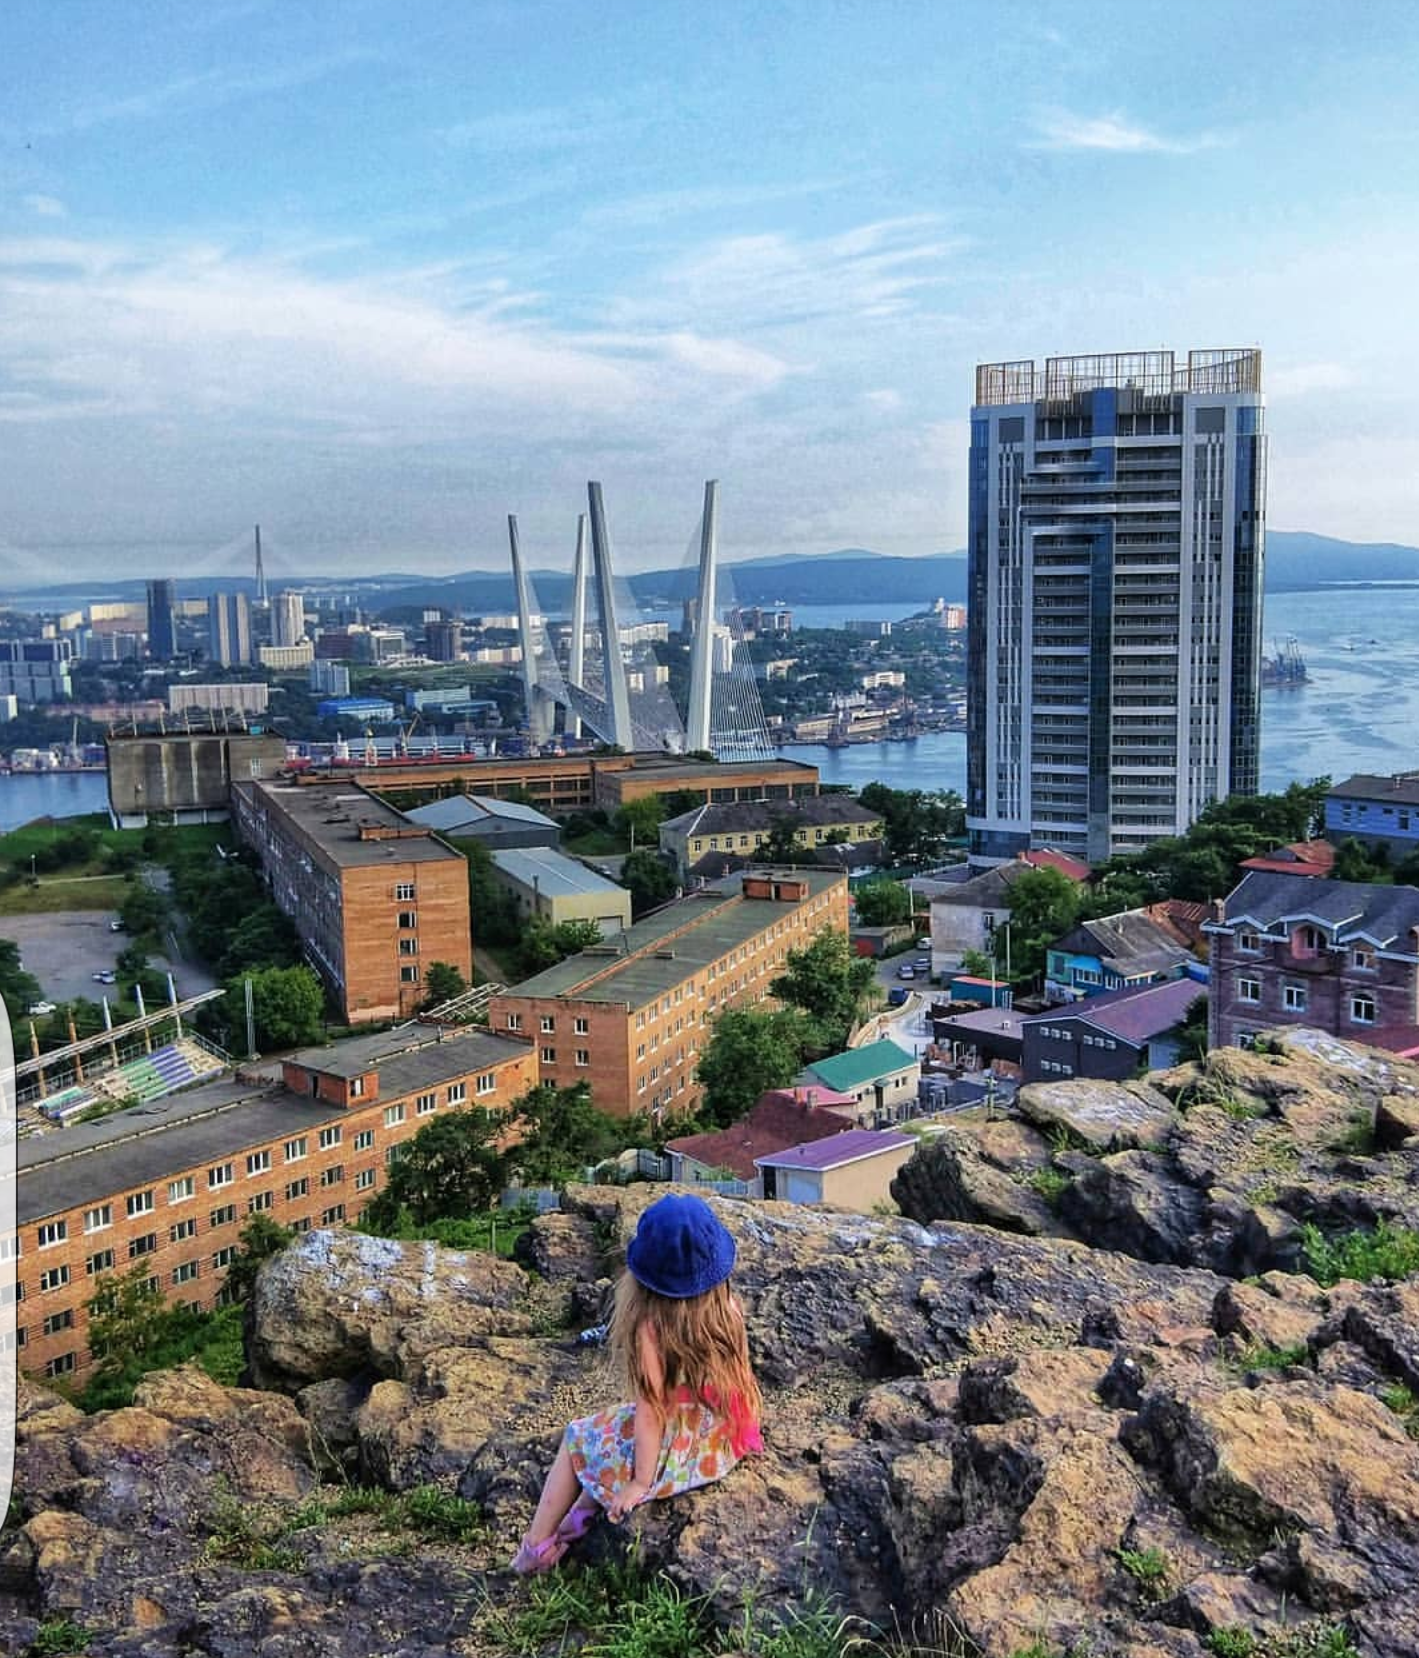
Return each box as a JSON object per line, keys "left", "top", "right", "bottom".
{"left": 146, "top": 578, "right": 176, "bottom": 661}
{"left": 966, "top": 349, "right": 1266, "bottom": 866}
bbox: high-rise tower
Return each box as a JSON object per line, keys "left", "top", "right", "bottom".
{"left": 146, "top": 579, "right": 176, "bottom": 661}
{"left": 208, "top": 590, "right": 252, "bottom": 666}
{"left": 273, "top": 591, "right": 306, "bottom": 648}
{"left": 966, "top": 348, "right": 1265, "bottom": 866}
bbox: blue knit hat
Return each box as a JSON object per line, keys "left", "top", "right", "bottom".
{"left": 625, "top": 1194, "right": 736, "bottom": 1299}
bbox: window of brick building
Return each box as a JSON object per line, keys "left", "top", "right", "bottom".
{"left": 210, "top": 1204, "right": 237, "bottom": 1228}
{"left": 86, "top": 1249, "right": 115, "bottom": 1276}
{"left": 168, "top": 1177, "right": 194, "bottom": 1203}
{"left": 285, "top": 1137, "right": 308, "bottom": 1162}
{"left": 448, "top": 1082, "right": 467, "bottom": 1104}
{"left": 319, "top": 1126, "right": 342, "bottom": 1150}
{"left": 38, "top": 1220, "right": 68, "bottom": 1248}
{"left": 1283, "top": 982, "right": 1307, "bottom": 1012}
{"left": 247, "top": 1192, "right": 274, "bottom": 1214}
{"left": 39, "top": 1265, "right": 70, "bottom": 1293}
{"left": 83, "top": 1206, "right": 111, "bottom": 1234}
{"left": 169, "top": 1218, "right": 197, "bottom": 1243}
{"left": 354, "top": 1129, "right": 374, "bottom": 1151}
{"left": 1352, "top": 992, "right": 1377, "bottom": 1025}
{"left": 126, "top": 1190, "right": 155, "bottom": 1218}
{"left": 1237, "top": 977, "right": 1261, "bottom": 1004}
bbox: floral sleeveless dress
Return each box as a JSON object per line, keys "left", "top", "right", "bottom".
{"left": 564, "top": 1385, "right": 762, "bottom": 1509}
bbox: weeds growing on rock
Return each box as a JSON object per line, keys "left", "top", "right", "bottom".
{"left": 1328, "top": 1110, "right": 1375, "bottom": 1157}
{"left": 1301, "top": 1220, "right": 1419, "bottom": 1286}
{"left": 201, "top": 1492, "right": 303, "bottom": 1572}
{"left": 1025, "top": 1167, "right": 1071, "bottom": 1210}
{"left": 1115, "top": 1544, "right": 1171, "bottom": 1600}
{"left": 28, "top": 1619, "right": 92, "bottom": 1657}
{"left": 1047, "top": 1123, "right": 1093, "bottom": 1156}
{"left": 1236, "top": 1342, "right": 1310, "bottom": 1374}
{"left": 287, "top": 1482, "right": 487, "bottom": 1545}
{"left": 723, "top": 1587, "right": 876, "bottom": 1657}
{"left": 1206, "top": 1634, "right": 1257, "bottom": 1658}
{"left": 1379, "top": 1382, "right": 1419, "bottom": 1437}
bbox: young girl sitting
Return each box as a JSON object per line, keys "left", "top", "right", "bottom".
{"left": 511, "top": 1192, "right": 763, "bottom": 1573}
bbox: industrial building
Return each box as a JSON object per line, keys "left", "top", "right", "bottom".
{"left": 13, "top": 1023, "right": 536, "bottom": 1379}
{"left": 403, "top": 793, "right": 560, "bottom": 850}
{"left": 230, "top": 778, "right": 473, "bottom": 1022}
{"left": 488, "top": 868, "right": 849, "bottom": 1117}
{"left": 966, "top": 348, "right": 1266, "bottom": 865}
{"left": 659, "top": 795, "right": 883, "bottom": 878}
{"left": 167, "top": 682, "right": 269, "bottom": 719}
{"left": 0, "top": 639, "right": 73, "bottom": 704}
{"left": 106, "top": 730, "right": 287, "bottom": 827}
{"left": 488, "top": 845, "right": 633, "bottom": 936}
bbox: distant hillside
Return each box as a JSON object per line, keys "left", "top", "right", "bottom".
{"left": 8, "top": 530, "right": 1419, "bottom": 615}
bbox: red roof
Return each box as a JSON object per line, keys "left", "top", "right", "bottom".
{"left": 1019, "top": 847, "right": 1091, "bottom": 881}
{"left": 665, "top": 1088, "right": 856, "bottom": 1182}
{"left": 1240, "top": 840, "right": 1336, "bottom": 878}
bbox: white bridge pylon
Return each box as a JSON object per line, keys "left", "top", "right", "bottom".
{"left": 510, "top": 479, "right": 772, "bottom": 758}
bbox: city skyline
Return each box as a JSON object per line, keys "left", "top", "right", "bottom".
{"left": 4, "top": 2, "right": 1419, "bottom": 576}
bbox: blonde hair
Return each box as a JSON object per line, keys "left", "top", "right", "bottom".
{"left": 609, "top": 1271, "right": 762, "bottom": 1429}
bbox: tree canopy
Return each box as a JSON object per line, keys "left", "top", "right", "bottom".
{"left": 506, "top": 1082, "right": 630, "bottom": 1185}
{"left": 422, "top": 961, "right": 468, "bottom": 1009}
{"left": 361, "top": 1108, "right": 508, "bottom": 1229}
{"left": 696, "top": 1006, "right": 814, "bottom": 1127}
{"left": 220, "top": 964, "right": 325, "bottom": 1053}
{"left": 770, "top": 927, "right": 877, "bottom": 1052}
{"left": 997, "top": 866, "right": 1084, "bottom": 987}
{"left": 0, "top": 937, "right": 42, "bottom": 1020}
{"left": 620, "top": 849, "right": 678, "bottom": 917}
{"left": 857, "top": 784, "right": 964, "bottom": 866}
{"left": 853, "top": 878, "right": 913, "bottom": 927}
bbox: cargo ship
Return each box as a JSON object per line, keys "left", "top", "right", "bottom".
{"left": 1261, "top": 636, "right": 1308, "bottom": 687}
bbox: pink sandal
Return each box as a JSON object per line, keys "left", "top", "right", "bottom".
{"left": 509, "top": 1492, "right": 601, "bottom": 1574}
{"left": 509, "top": 1533, "right": 568, "bottom": 1575}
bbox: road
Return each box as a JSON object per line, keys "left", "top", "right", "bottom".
{"left": 1, "top": 909, "right": 216, "bottom": 1010}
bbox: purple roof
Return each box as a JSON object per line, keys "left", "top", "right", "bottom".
{"left": 1027, "top": 977, "right": 1203, "bottom": 1044}
{"left": 754, "top": 1127, "right": 914, "bottom": 1171}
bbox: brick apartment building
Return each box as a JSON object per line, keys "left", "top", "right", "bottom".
{"left": 487, "top": 868, "right": 850, "bottom": 1118}
{"left": 8, "top": 1025, "right": 536, "bottom": 1381}
{"left": 231, "top": 778, "right": 473, "bottom": 1022}
{"left": 1204, "top": 871, "right": 1419, "bottom": 1051}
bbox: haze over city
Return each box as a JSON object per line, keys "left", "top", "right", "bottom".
{"left": 5, "top": 0, "right": 1419, "bottom": 577}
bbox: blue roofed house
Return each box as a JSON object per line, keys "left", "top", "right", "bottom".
{"left": 1326, "top": 773, "right": 1419, "bottom": 859}
{"left": 797, "top": 1038, "right": 920, "bottom": 1125}
{"left": 1044, "top": 907, "right": 1192, "bottom": 1002}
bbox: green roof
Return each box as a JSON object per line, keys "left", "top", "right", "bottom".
{"left": 804, "top": 1038, "right": 917, "bottom": 1093}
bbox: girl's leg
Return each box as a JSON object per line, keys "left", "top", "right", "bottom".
{"left": 526, "top": 1439, "right": 582, "bottom": 1544}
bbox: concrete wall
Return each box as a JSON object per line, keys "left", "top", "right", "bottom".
{"left": 766, "top": 1143, "right": 916, "bottom": 1211}
{"left": 107, "top": 732, "right": 286, "bottom": 822}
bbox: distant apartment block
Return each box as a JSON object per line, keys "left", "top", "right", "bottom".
{"left": 1205, "top": 871, "right": 1419, "bottom": 1051}
{"left": 1326, "top": 773, "right": 1419, "bottom": 859}
{"left": 0, "top": 639, "right": 73, "bottom": 703}
{"left": 488, "top": 869, "right": 849, "bottom": 1117}
{"left": 230, "top": 779, "right": 473, "bottom": 1022}
{"left": 11, "top": 1024, "right": 535, "bottom": 1379}
{"left": 168, "top": 682, "right": 270, "bottom": 719}
{"left": 258, "top": 640, "right": 315, "bottom": 672}
{"left": 272, "top": 591, "right": 307, "bottom": 649}
{"left": 425, "top": 619, "right": 463, "bottom": 661}
{"left": 146, "top": 579, "right": 177, "bottom": 660}
{"left": 207, "top": 591, "right": 252, "bottom": 666}
{"left": 967, "top": 348, "right": 1266, "bottom": 865}
{"left": 309, "top": 659, "right": 352, "bottom": 697}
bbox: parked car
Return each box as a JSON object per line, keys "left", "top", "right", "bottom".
{"left": 109, "top": 919, "right": 124, "bottom": 932}
{"left": 896, "top": 963, "right": 916, "bottom": 980}
{"left": 915, "top": 955, "right": 932, "bottom": 973}
{"left": 887, "top": 986, "right": 910, "bottom": 1007}
{"left": 92, "top": 969, "right": 117, "bottom": 985}
{"left": 915, "top": 937, "right": 930, "bottom": 950}
{"left": 27, "top": 1001, "right": 56, "bottom": 1016}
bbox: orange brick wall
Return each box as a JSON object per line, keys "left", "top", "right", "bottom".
{"left": 342, "top": 856, "right": 473, "bottom": 1022}
{"left": 488, "top": 876, "right": 849, "bottom": 1117}
{"left": 12, "top": 1042, "right": 536, "bottom": 1381}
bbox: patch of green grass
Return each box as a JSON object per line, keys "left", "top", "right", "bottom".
{"left": 1302, "top": 1220, "right": 1419, "bottom": 1287}
{"left": 719, "top": 1588, "right": 876, "bottom": 1658}
{"left": 1116, "top": 1544, "right": 1171, "bottom": 1600}
{"left": 1329, "top": 1109, "right": 1376, "bottom": 1156}
{"left": 1025, "top": 1166, "right": 1071, "bottom": 1210}
{"left": 1046, "top": 1122, "right": 1093, "bottom": 1156}
{"left": 0, "top": 873, "right": 132, "bottom": 915}
{"left": 202, "top": 1492, "right": 303, "bottom": 1572}
{"left": 287, "top": 1483, "right": 488, "bottom": 1546}
{"left": 1379, "top": 1382, "right": 1419, "bottom": 1438}
{"left": 1236, "top": 1342, "right": 1310, "bottom": 1373}
{"left": 1206, "top": 1634, "right": 1257, "bottom": 1658}
{"left": 1270, "top": 1627, "right": 1361, "bottom": 1658}
{"left": 28, "top": 1619, "right": 93, "bottom": 1657}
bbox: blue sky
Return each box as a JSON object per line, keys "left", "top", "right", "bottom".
{"left": 3, "top": 0, "right": 1419, "bottom": 580}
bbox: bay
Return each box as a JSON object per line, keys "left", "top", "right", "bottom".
{"left": 1, "top": 589, "right": 1416, "bottom": 831}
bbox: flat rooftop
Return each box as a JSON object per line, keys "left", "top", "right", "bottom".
{"left": 17, "top": 1076, "right": 339, "bottom": 1225}
{"left": 491, "top": 846, "right": 626, "bottom": 900}
{"left": 235, "top": 779, "right": 466, "bottom": 868}
{"left": 285, "top": 1022, "right": 532, "bottom": 1082}
{"left": 17, "top": 1025, "right": 534, "bottom": 1224}
{"left": 623, "top": 755, "right": 819, "bottom": 780}
{"left": 506, "top": 868, "right": 845, "bottom": 1010}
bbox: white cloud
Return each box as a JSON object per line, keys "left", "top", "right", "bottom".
{"left": 864, "top": 388, "right": 902, "bottom": 412}
{"left": 1029, "top": 108, "right": 1224, "bottom": 155}
{"left": 21, "top": 194, "right": 66, "bottom": 219}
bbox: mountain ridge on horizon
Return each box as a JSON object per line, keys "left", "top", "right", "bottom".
{"left": 5, "top": 529, "right": 1418, "bottom": 611}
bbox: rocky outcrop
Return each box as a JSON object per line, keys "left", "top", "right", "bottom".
{"left": 1017, "top": 1076, "right": 1178, "bottom": 1152}
{"left": 7, "top": 1163, "right": 1419, "bottom": 1658}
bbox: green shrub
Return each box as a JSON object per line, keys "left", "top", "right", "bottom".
{"left": 1236, "top": 1342, "right": 1309, "bottom": 1373}
{"left": 29, "top": 1620, "right": 92, "bottom": 1657}
{"left": 1026, "top": 1166, "right": 1070, "bottom": 1209}
{"left": 1302, "top": 1221, "right": 1419, "bottom": 1286}
{"left": 1380, "top": 1381, "right": 1419, "bottom": 1436}
{"left": 1116, "top": 1544, "right": 1171, "bottom": 1599}
{"left": 1206, "top": 1634, "right": 1257, "bottom": 1658}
